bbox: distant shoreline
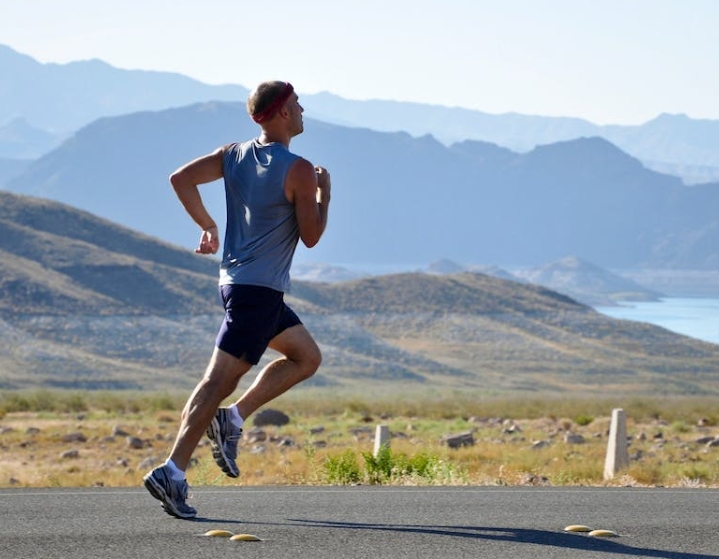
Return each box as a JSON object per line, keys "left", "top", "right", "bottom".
{"left": 596, "top": 297, "right": 719, "bottom": 345}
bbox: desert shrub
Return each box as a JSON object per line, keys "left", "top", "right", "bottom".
{"left": 574, "top": 414, "right": 594, "bottom": 426}
{"left": 324, "top": 449, "right": 361, "bottom": 485}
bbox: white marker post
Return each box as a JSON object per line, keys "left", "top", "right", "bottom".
{"left": 374, "top": 424, "right": 390, "bottom": 457}
{"left": 604, "top": 408, "right": 629, "bottom": 480}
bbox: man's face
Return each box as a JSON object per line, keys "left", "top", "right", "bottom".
{"left": 285, "top": 93, "right": 304, "bottom": 136}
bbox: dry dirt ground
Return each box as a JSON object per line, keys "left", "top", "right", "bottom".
{"left": 3, "top": 410, "right": 719, "bottom": 489}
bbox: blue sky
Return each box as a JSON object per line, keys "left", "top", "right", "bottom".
{"left": 2, "top": 0, "right": 717, "bottom": 125}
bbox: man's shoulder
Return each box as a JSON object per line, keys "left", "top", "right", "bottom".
{"left": 286, "top": 157, "right": 316, "bottom": 194}
{"left": 289, "top": 156, "right": 313, "bottom": 172}
{"left": 223, "top": 140, "right": 251, "bottom": 153}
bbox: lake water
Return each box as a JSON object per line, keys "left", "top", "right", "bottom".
{"left": 595, "top": 298, "right": 719, "bottom": 345}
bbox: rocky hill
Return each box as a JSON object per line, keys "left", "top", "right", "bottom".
{"left": 0, "top": 190, "right": 218, "bottom": 316}
{"left": 1, "top": 191, "right": 718, "bottom": 395}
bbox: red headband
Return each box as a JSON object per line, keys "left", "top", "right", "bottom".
{"left": 251, "top": 82, "right": 295, "bottom": 124}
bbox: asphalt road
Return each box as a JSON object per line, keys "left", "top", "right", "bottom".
{"left": 1, "top": 486, "right": 718, "bottom": 559}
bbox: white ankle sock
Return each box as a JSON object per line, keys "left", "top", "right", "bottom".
{"left": 228, "top": 405, "right": 244, "bottom": 429}
{"left": 165, "top": 459, "right": 186, "bottom": 481}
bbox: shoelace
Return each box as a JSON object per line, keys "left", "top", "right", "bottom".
{"left": 224, "top": 432, "right": 241, "bottom": 458}
{"left": 177, "top": 480, "right": 194, "bottom": 508}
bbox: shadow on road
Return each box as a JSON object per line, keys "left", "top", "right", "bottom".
{"left": 286, "top": 518, "right": 719, "bottom": 559}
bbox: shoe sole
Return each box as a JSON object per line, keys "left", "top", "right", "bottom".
{"left": 206, "top": 418, "right": 240, "bottom": 478}
{"left": 143, "top": 474, "right": 197, "bottom": 519}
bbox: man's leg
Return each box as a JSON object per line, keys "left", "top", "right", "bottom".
{"left": 144, "top": 347, "right": 251, "bottom": 517}
{"left": 205, "top": 325, "right": 321, "bottom": 478}
{"left": 234, "top": 324, "right": 321, "bottom": 420}
{"left": 168, "top": 347, "right": 252, "bottom": 470}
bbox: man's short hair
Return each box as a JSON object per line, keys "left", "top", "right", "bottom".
{"left": 247, "top": 81, "right": 294, "bottom": 123}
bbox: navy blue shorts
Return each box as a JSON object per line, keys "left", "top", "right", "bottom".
{"left": 215, "top": 284, "right": 302, "bottom": 365}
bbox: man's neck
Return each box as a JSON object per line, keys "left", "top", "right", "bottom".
{"left": 258, "top": 131, "right": 290, "bottom": 148}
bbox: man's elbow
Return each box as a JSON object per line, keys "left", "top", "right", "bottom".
{"left": 302, "top": 235, "right": 321, "bottom": 249}
{"left": 169, "top": 171, "right": 182, "bottom": 192}
{"left": 300, "top": 221, "right": 326, "bottom": 247}
{"left": 169, "top": 167, "right": 196, "bottom": 192}
{"left": 301, "top": 227, "right": 325, "bottom": 248}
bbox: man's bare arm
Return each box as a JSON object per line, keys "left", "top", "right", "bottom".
{"left": 170, "top": 147, "right": 225, "bottom": 254}
{"left": 286, "top": 158, "right": 331, "bottom": 248}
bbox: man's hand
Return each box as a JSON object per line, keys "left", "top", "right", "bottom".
{"left": 196, "top": 225, "right": 220, "bottom": 254}
{"left": 315, "top": 166, "right": 331, "bottom": 204}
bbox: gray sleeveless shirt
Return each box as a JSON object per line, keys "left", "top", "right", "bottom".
{"left": 219, "top": 139, "right": 301, "bottom": 292}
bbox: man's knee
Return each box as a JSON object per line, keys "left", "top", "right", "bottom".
{"left": 271, "top": 325, "right": 322, "bottom": 379}
{"left": 290, "top": 341, "right": 321, "bottom": 381}
{"left": 206, "top": 347, "right": 252, "bottom": 383}
{"left": 301, "top": 344, "right": 322, "bottom": 378}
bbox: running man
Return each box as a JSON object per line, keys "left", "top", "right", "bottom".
{"left": 143, "top": 81, "right": 331, "bottom": 518}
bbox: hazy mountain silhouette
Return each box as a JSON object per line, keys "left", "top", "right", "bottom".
{"left": 420, "top": 256, "right": 661, "bottom": 306}
{"left": 300, "top": 92, "right": 599, "bottom": 150}
{"left": 3, "top": 43, "right": 719, "bottom": 184}
{"left": 512, "top": 256, "right": 663, "bottom": 306}
{"left": 5, "top": 103, "right": 718, "bottom": 272}
{"left": 0, "top": 117, "right": 61, "bottom": 159}
{"left": 299, "top": 93, "right": 719, "bottom": 183}
{"left": 0, "top": 157, "right": 31, "bottom": 187}
{"left": 4, "top": 102, "right": 252, "bottom": 252}
{"left": 0, "top": 44, "right": 248, "bottom": 135}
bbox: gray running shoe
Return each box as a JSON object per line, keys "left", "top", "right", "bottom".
{"left": 206, "top": 408, "right": 242, "bottom": 478}
{"left": 143, "top": 465, "right": 197, "bottom": 519}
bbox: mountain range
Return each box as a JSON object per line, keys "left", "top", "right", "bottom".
{"left": 300, "top": 94, "right": 719, "bottom": 184}
{"left": 2, "top": 190, "right": 718, "bottom": 394}
{"left": 0, "top": 44, "right": 247, "bottom": 140}
{"left": 2, "top": 43, "right": 719, "bottom": 185}
{"left": 2, "top": 42, "right": 718, "bottom": 303}
{"left": 3, "top": 101, "right": 718, "bottom": 276}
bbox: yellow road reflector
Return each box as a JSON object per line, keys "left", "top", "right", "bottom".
{"left": 230, "top": 533, "right": 262, "bottom": 542}
{"left": 588, "top": 529, "right": 619, "bottom": 538}
{"left": 203, "top": 529, "right": 234, "bottom": 537}
{"left": 564, "top": 525, "right": 592, "bottom": 532}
